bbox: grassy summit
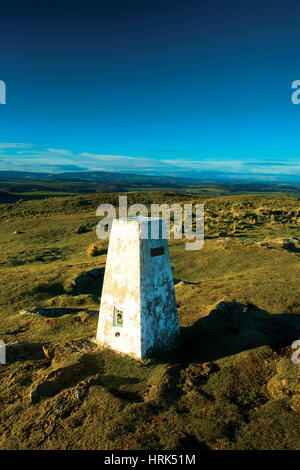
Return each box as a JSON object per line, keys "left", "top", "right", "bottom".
{"left": 0, "top": 191, "right": 299, "bottom": 450}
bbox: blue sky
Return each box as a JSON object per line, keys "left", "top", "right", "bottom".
{"left": 0, "top": 0, "right": 300, "bottom": 181}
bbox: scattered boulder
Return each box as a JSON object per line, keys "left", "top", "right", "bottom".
{"left": 74, "top": 268, "right": 104, "bottom": 284}
{"left": 67, "top": 268, "right": 104, "bottom": 295}
{"left": 256, "top": 237, "right": 300, "bottom": 252}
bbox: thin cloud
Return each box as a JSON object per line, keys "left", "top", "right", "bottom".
{"left": 0, "top": 143, "right": 299, "bottom": 181}
{"left": 46, "top": 148, "right": 73, "bottom": 156}
{"left": 0, "top": 143, "right": 33, "bottom": 149}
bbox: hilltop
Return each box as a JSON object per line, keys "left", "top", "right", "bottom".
{"left": 0, "top": 191, "right": 299, "bottom": 450}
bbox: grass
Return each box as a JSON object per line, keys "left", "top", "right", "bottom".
{"left": 11, "top": 191, "right": 77, "bottom": 197}
{"left": 0, "top": 191, "right": 299, "bottom": 449}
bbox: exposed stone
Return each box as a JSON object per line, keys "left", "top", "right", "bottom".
{"left": 71, "top": 268, "right": 104, "bottom": 291}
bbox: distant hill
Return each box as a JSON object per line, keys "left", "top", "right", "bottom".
{"left": 0, "top": 170, "right": 300, "bottom": 202}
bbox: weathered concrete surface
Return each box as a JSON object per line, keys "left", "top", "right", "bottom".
{"left": 96, "top": 217, "right": 180, "bottom": 359}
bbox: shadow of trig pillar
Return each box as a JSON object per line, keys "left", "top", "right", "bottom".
{"left": 96, "top": 217, "right": 180, "bottom": 359}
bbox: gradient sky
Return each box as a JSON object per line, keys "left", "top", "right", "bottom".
{"left": 0, "top": 0, "right": 300, "bottom": 181}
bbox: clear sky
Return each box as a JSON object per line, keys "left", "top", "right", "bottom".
{"left": 0, "top": 0, "right": 300, "bottom": 181}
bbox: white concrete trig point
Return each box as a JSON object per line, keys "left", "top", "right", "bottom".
{"left": 96, "top": 217, "right": 180, "bottom": 359}
{"left": 0, "top": 340, "right": 6, "bottom": 365}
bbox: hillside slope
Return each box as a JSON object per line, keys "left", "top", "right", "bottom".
{"left": 0, "top": 192, "right": 299, "bottom": 450}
